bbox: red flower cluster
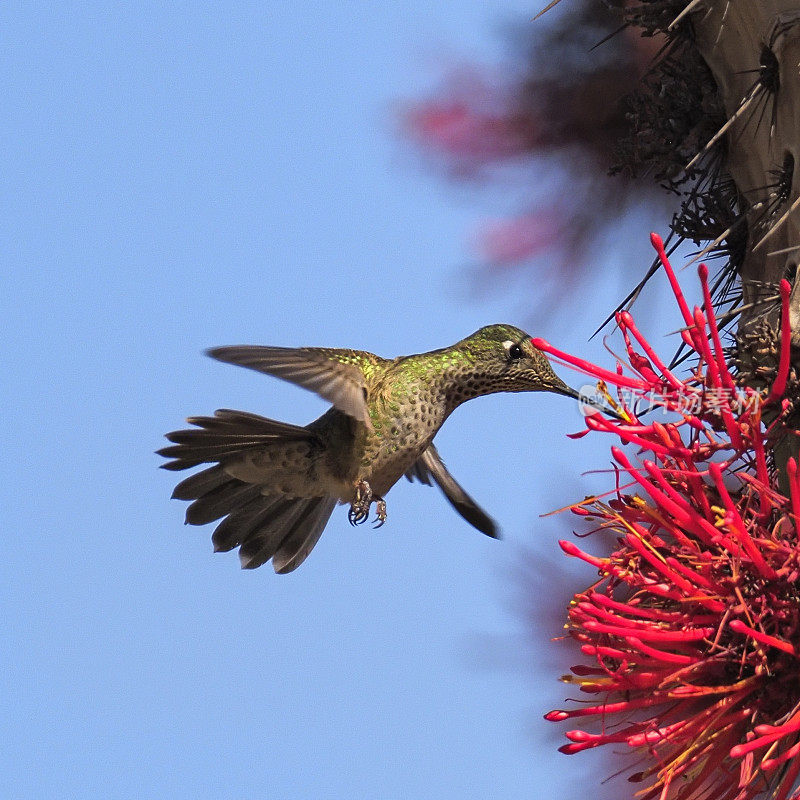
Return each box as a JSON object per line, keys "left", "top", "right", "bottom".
{"left": 533, "top": 234, "right": 800, "bottom": 800}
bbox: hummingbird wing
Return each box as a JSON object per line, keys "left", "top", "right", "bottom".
{"left": 207, "top": 346, "right": 386, "bottom": 425}
{"left": 406, "top": 445, "right": 499, "bottom": 539}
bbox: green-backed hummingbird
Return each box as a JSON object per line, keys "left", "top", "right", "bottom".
{"left": 159, "top": 324, "right": 587, "bottom": 573}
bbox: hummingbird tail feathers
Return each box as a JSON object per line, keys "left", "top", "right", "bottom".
{"left": 158, "top": 409, "right": 311, "bottom": 470}
{"left": 159, "top": 409, "right": 336, "bottom": 572}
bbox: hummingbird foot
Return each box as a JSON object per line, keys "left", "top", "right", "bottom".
{"left": 373, "top": 498, "right": 387, "bottom": 528}
{"left": 348, "top": 479, "right": 373, "bottom": 526}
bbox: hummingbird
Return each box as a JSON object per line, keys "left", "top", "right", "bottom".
{"left": 159, "top": 324, "right": 587, "bottom": 574}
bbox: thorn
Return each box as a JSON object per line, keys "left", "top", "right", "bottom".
{"left": 668, "top": 0, "right": 706, "bottom": 30}
{"left": 753, "top": 194, "right": 800, "bottom": 251}
{"left": 533, "top": 0, "right": 563, "bottom": 20}
{"left": 768, "top": 244, "right": 800, "bottom": 257}
{"left": 684, "top": 86, "right": 759, "bottom": 174}
{"left": 714, "top": 1, "right": 732, "bottom": 45}
{"left": 682, "top": 223, "right": 738, "bottom": 270}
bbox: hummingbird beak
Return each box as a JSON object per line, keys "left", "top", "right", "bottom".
{"left": 551, "top": 383, "right": 625, "bottom": 421}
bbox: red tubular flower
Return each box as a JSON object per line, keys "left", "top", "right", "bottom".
{"left": 534, "top": 234, "right": 800, "bottom": 800}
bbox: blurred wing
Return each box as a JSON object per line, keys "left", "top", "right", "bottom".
{"left": 406, "top": 444, "right": 498, "bottom": 538}
{"left": 208, "top": 345, "right": 385, "bottom": 425}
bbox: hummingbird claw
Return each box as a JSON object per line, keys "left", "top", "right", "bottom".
{"left": 349, "top": 479, "right": 373, "bottom": 526}
{"left": 348, "top": 509, "right": 366, "bottom": 525}
{"left": 372, "top": 499, "right": 387, "bottom": 528}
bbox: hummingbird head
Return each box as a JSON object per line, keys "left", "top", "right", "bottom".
{"left": 461, "top": 324, "right": 579, "bottom": 399}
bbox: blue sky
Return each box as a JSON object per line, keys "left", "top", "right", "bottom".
{"left": 4, "top": 4, "right": 673, "bottom": 799}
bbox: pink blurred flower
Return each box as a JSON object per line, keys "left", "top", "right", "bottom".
{"left": 474, "top": 212, "right": 562, "bottom": 266}
{"left": 535, "top": 235, "right": 800, "bottom": 800}
{"left": 401, "top": 68, "right": 536, "bottom": 172}
{"left": 399, "top": 9, "right": 668, "bottom": 278}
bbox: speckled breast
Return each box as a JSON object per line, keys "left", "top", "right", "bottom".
{"left": 359, "top": 387, "right": 447, "bottom": 497}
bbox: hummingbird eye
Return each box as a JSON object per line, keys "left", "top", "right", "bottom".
{"left": 507, "top": 343, "right": 524, "bottom": 361}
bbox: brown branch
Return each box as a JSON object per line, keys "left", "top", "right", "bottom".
{"left": 691, "top": 3, "right": 800, "bottom": 339}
